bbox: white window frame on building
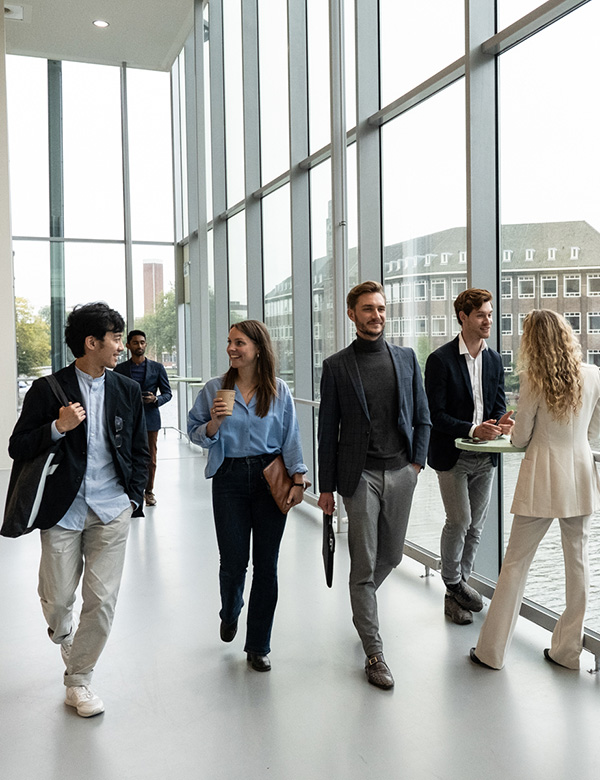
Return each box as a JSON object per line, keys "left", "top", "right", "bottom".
{"left": 502, "top": 249, "right": 512, "bottom": 262}
{"left": 548, "top": 247, "right": 557, "bottom": 261}
{"left": 587, "top": 274, "right": 600, "bottom": 296}
{"left": 501, "top": 313, "right": 512, "bottom": 334}
{"left": 501, "top": 277, "right": 512, "bottom": 298}
{"left": 587, "top": 350, "right": 600, "bottom": 367}
{"left": 501, "top": 351, "right": 513, "bottom": 372}
{"left": 459, "top": 251, "right": 467, "bottom": 264}
{"left": 540, "top": 275, "right": 558, "bottom": 298}
{"left": 415, "top": 316, "right": 428, "bottom": 335}
{"left": 564, "top": 275, "right": 581, "bottom": 297}
{"left": 564, "top": 312, "right": 581, "bottom": 334}
{"left": 431, "top": 278, "right": 446, "bottom": 301}
{"left": 451, "top": 277, "right": 467, "bottom": 299}
{"left": 525, "top": 248, "right": 535, "bottom": 261}
{"left": 571, "top": 246, "right": 580, "bottom": 260}
{"left": 441, "top": 252, "right": 450, "bottom": 265}
{"left": 414, "top": 280, "right": 427, "bottom": 301}
{"left": 431, "top": 316, "right": 447, "bottom": 336}
{"left": 518, "top": 276, "right": 535, "bottom": 298}
{"left": 518, "top": 313, "right": 527, "bottom": 335}
{"left": 587, "top": 312, "right": 600, "bottom": 334}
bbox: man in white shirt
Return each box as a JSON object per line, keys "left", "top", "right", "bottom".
{"left": 425, "top": 289, "right": 513, "bottom": 624}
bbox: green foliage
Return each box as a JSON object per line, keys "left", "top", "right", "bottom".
{"left": 134, "top": 287, "right": 176, "bottom": 361}
{"left": 415, "top": 334, "right": 432, "bottom": 375}
{"left": 15, "top": 297, "right": 51, "bottom": 376}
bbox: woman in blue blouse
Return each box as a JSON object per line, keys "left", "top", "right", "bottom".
{"left": 188, "top": 320, "right": 308, "bottom": 671}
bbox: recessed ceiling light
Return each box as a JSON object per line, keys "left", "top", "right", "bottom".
{"left": 93, "top": 20, "right": 109, "bottom": 29}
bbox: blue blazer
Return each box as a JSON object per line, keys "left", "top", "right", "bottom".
{"left": 424, "top": 336, "right": 507, "bottom": 471}
{"left": 318, "top": 340, "right": 431, "bottom": 498}
{"left": 114, "top": 358, "right": 172, "bottom": 432}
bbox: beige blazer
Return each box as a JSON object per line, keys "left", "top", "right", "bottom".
{"left": 510, "top": 363, "right": 600, "bottom": 518}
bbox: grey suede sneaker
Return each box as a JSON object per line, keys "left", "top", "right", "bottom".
{"left": 446, "top": 579, "right": 483, "bottom": 612}
{"left": 444, "top": 594, "right": 473, "bottom": 625}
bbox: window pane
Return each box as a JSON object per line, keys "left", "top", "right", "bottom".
{"left": 6, "top": 56, "right": 49, "bottom": 237}
{"left": 344, "top": 0, "right": 356, "bottom": 129}
{"left": 307, "top": 0, "right": 331, "bottom": 152}
{"left": 227, "top": 212, "right": 247, "bottom": 323}
{"left": 62, "top": 62, "right": 124, "bottom": 240}
{"left": 379, "top": 0, "right": 464, "bottom": 107}
{"left": 499, "top": 2, "right": 600, "bottom": 630}
{"left": 263, "top": 185, "right": 294, "bottom": 391}
{"left": 223, "top": 0, "right": 245, "bottom": 206}
{"left": 13, "top": 241, "right": 51, "bottom": 382}
{"left": 258, "top": 0, "right": 289, "bottom": 183}
{"left": 382, "top": 79, "right": 466, "bottom": 555}
{"left": 127, "top": 70, "right": 174, "bottom": 242}
{"left": 203, "top": 4, "right": 213, "bottom": 219}
{"left": 497, "top": 0, "right": 548, "bottom": 30}
{"left": 310, "top": 160, "right": 333, "bottom": 402}
{"left": 64, "top": 243, "right": 126, "bottom": 316}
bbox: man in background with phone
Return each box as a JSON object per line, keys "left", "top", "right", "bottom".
{"left": 425, "top": 289, "right": 513, "bottom": 625}
{"left": 114, "top": 330, "right": 172, "bottom": 507}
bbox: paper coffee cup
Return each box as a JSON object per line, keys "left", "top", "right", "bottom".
{"left": 215, "top": 389, "right": 236, "bottom": 415}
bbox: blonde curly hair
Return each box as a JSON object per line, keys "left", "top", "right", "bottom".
{"left": 518, "top": 309, "right": 582, "bottom": 422}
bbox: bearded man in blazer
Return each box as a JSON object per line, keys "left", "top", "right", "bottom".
{"left": 425, "top": 288, "right": 513, "bottom": 626}
{"left": 317, "top": 281, "right": 431, "bottom": 690}
{"left": 114, "top": 329, "right": 172, "bottom": 506}
{"left": 9, "top": 303, "right": 148, "bottom": 717}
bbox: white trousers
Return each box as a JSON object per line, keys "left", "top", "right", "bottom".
{"left": 38, "top": 505, "right": 132, "bottom": 687}
{"left": 475, "top": 513, "right": 590, "bottom": 670}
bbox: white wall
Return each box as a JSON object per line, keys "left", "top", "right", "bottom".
{"left": 0, "top": 13, "right": 19, "bottom": 470}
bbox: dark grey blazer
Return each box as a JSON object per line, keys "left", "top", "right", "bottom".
{"left": 317, "top": 340, "right": 431, "bottom": 498}
{"left": 425, "top": 336, "right": 507, "bottom": 471}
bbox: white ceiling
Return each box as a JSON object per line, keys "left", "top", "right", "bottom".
{"left": 4, "top": 0, "right": 194, "bottom": 71}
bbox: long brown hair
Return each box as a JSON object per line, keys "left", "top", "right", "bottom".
{"left": 518, "top": 309, "right": 582, "bottom": 422}
{"left": 222, "top": 320, "right": 278, "bottom": 418}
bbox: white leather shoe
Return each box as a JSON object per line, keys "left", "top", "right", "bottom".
{"left": 65, "top": 685, "right": 105, "bottom": 717}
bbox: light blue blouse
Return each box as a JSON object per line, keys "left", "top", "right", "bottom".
{"left": 187, "top": 376, "right": 308, "bottom": 479}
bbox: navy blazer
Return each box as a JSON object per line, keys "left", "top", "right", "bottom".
{"left": 114, "top": 358, "right": 172, "bottom": 432}
{"left": 318, "top": 340, "right": 431, "bottom": 498}
{"left": 424, "top": 336, "right": 507, "bottom": 471}
{"left": 9, "top": 363, "right": 149, "bottom": 526}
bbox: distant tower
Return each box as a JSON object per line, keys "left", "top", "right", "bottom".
{"left": 143, "top": 262, "right": 164, "bottom": 314}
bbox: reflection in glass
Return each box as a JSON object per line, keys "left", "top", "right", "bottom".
{"left": 381, "top": 80, "right": 466, "bottom": 555}
{"left": 127, "top": 70, "right": 174, "bottom": 243}
{"left": 227, "top": 212, "right": 247, "bottom": 323}
{"left": 258, "top": 0, "right": 290, "bottom": 184}
{"left": 6, "top": 56, "right": 49, "bottom": 238}
{"left": 263, "top": 186, "right": 294, "bottom": 391}
{"left": 306, "top": 0, "right": 331, "bottom": 153}
{"left": 131, "top": 244, "right": 176, "bottom": 359}
{"left": 499, "top": 3, "right": 600, "bottom": 630}
{"left": 379, "top": 0, "right": 464, "bottom": 107}
{"left": 223, "top": 0, "right": 245, "bottom": 206}
{"left": 62, "top": 62, "right": 124, "bottom": 240}
{"left": 310, "top": 161, "right": 333, "bottom": 400}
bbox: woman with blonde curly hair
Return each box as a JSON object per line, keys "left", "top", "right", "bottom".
{"left": 471, "top": 310, "right": 600, "bottom": 670}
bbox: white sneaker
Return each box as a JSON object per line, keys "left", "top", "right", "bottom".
{"left": 65, "top": 685, "right": 105, "bottom": 717}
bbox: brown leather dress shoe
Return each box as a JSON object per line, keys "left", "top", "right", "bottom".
{"left": 365, "top": 653, "right": 394, "bottom": 689}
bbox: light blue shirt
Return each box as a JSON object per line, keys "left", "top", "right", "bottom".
{"left": 188, "top": 377, "right": 307, "bottom": 479}
{"left": 52, "top": 367, "right": 132, "bottom": 529}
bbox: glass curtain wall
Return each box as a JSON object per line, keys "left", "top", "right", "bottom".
{"left": 180, "top": 0, "right": 599, "bottom": 636}
{"left": 7, "top": 56, "right": 175, "bottom": 411}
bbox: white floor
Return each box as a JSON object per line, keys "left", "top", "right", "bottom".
{"left": 1, "top": 432, "right": 599, "bottom": 780}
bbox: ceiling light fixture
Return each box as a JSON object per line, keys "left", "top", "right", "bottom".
{"left": 93, "top": 19, "right": 109, "bottom": 28}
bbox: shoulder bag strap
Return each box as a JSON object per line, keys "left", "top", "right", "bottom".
{"left": 45, "top": 374, "right": 70, "bottom": 408}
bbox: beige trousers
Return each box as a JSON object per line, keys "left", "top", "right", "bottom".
{"left": 38, "top": 505, "right": 132, "bottom": 687}
{"left": 475, "top": 513, "right": 590, "bottom": 670}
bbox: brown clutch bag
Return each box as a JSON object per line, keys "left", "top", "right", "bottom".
{"left": 262, "top": 455, "right": 310, "bottom": 514}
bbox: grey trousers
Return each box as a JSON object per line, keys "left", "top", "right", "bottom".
{"left": 343, "top": 465, "right": 418, "bottom": 657}
{"left": 38, "top": 505, "right": 132, "bottom": 687}
{"left": 475, "top": 513, "right": 591, "bottom": 670}
{"left": 437, "top": 452, "right": 495, "bottom": 587}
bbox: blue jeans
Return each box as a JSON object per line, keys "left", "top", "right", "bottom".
{"left": 212, "top": 456, "right": 287, "bottom": 655}
{"left": 437, "top": 452, "right": 495, "bottom": 587}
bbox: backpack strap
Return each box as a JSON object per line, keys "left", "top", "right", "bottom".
{"left": 45, "top": 374, "right": 70, "bottom": 408}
